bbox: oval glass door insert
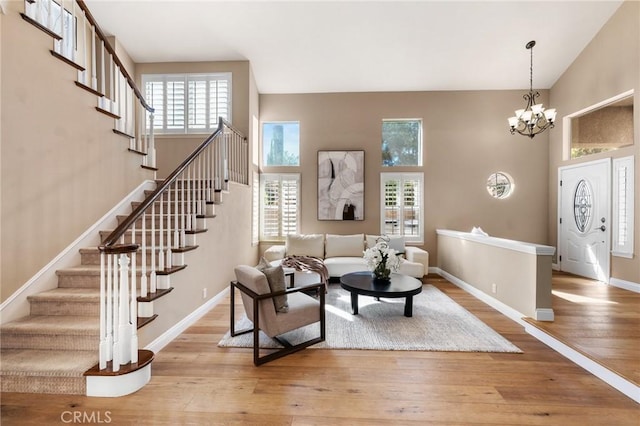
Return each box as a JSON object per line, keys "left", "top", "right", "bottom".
{"left": 573, "top": 179, "right": 593, "bottom": 233}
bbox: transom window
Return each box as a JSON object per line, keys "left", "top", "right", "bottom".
{"left": 381, "top": 173, "right": 424, "bottom": 243}
{"left": 262, "top": 122, "right": 300, "bottom": 166}
{"left": 142, "top": 73, "right": 231, "bottom": 134}
{"left": 382, "top": 119, "right": 422, "bottom": 166}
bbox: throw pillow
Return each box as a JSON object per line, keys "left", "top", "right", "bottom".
{"left": 286, "top": 234, "right": 325, "bottom": 258}
{"left": 325, "top": 233, "right": 364, "bottom": 257}
{"left": 255, "top": 258, "right": 288, "bottom": 313}
{"left": 255, "top": 256, "right": 270, "bottom": 270}
{"left": 366, "top": 234, "right": 405, "bottom": 254}
{"left": 262, "top": 265, "right": 289, "bottom": 313}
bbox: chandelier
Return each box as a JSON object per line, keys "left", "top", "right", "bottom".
{"left": 508, "top": 40, "right": 557, "bottom": 138}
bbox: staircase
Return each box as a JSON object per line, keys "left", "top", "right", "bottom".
{"left": 0, "top": 185, "right": 167, "bottom": 395}
{"left": 0, "top": 178, "right": 234, "bottom": 395}
{"left": 1, "top": 0, "right": 249, "bottom": 396}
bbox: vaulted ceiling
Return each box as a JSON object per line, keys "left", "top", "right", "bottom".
{"left": 86, "top": 0, "right": 624, "bottom": 94}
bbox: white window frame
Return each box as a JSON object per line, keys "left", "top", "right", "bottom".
{"left": 380, "top": 172, "right": 424, "bottom": 244}
{"left": 260, "top": 173, "right": 300, "bottom": 241}
{"left": 142, "top": 72, "right": 232, "bottom": 135}
{"left": 382, "top": 119, "right": 423, "bottom": 167}
{"left": 612, "top": 156, "right": 634, "bottom": 258}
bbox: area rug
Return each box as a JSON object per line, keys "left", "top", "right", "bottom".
{"left": 218, "top": 284, "right": 522, "bottom": 353}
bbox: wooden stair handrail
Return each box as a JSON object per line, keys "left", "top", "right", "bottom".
{"left": 76, "top": 0, "right": 153, "bottom": 113}
{"left": 100, "top": 117, "right": 246, "bottom": 249}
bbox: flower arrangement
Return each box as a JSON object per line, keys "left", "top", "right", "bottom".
{"left": 363, "top": 236, "right": 400, "bottom": 281}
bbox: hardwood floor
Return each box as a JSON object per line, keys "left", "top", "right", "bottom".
{"left": 525, "top": 271, "right": 640, "bottom": 386}
{"left": 1, "top": 274, "right": 638, "bottom": 425}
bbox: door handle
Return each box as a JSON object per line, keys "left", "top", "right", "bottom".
{"left": 599, "top": 225, "right": 606, "bottom": 232}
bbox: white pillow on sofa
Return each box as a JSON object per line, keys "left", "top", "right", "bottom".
{"left": 286, "top": 234, "right": 325, "bottom": 258}
{"left": 366, "top": 234, "right": 405, "bottom": 253}
{"left": 325, "top": 234, "right": 364, "bottom": 258}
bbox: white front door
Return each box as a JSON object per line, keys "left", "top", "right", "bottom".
{"left": 559, "top": 159, "right": 611, "bottom": 281}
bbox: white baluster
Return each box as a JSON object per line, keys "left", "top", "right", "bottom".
{"left": 99, "top": 252, "right": 107, "bottom": 369}
{"left": 150, "top": 201, "right": 157, "bottom": 293}
{"left": 111, "top": 254, "right": 120, "bottom": 371}
{"left": 100, "top": 39, "right": 106, "bottom": 100}
{"left": 192, "top": 162, "right": 197, "bottom": 226}
{"left": 91, "top": 21, "right": 97, "bottom": 90}
{"left": 180, "top": 174, "right": 186, "bottom": 247}
{"left": 111, "top": 60, "right": 118, "bottom": 116}
{"left": 47, "top": 0, "right": 54, "bottom": 32}
{"left": 117, "top": 254, "right": 132, "bottom": 366}
{"left": 71, "top": 0, "right": 76, "bottom": 62}
{"left": 136, "top": 103, "right": 144, "bottom": 156}
{"left": 166, "top": 187, "right": 172, "bottom": 268}
{"left": 148, "top": 113, "right": 156, "bottom": 167}
{"left": 158, "top": 191, "right": 165, "bottom": 271}
{"left": 130, "top": 252, "right": 139, "bottom": 365}
{"left": 129, "top": 221, "right": 137, "bottom": 357}
{"left": 113, "top": 63, "right": 119, "bottom": 122}
{"left": 186, "top": 164, "right": 193, "bottom": 231}
{"left": 55, "top": 0, "right": 64, "bottom": 55}
{"left": 173, "top": 181, "right": 179, "bottom": 248}
{"left": 77, "top": 6, "right": 86, "bottom": 85}
{"left": 140, "top": 209, "right": 147, "bottom": 298}
{"left": 105, "top": 253, "right": 113, "bottom": 364}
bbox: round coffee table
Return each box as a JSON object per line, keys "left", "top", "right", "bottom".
{"left": 340, "top": 271, "right": 423, "bottom": 317}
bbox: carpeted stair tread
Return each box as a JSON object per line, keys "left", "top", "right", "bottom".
{"left": 28, "top": 287, "right": 100, "bottom": 302}
{"left": 56, "top": 265, "right": 101, "bottom": 276}
{"left": 2, "top": 315, "right": 99, "bottom": 335}
{"left": 0, "top": 349, "right": 97, "bottom": 377}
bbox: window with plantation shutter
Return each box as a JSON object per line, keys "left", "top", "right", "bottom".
{"left": 142, "top": 73, "right": 232, "bottom": 134}
{"left": 380, "top": 173, "right": 424, "bottom": 243}
{"left": 260, "top": 173, "right": 300, "bottom": 240}
{"left": 252, "top": 171, "right": 260, "bottom": 245}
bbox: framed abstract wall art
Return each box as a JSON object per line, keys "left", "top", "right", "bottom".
{"left": 317, "top": 150, "right": 364, "bottom": 220}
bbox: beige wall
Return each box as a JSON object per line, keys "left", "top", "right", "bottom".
{"left": 437, "top": 233, "right": 553, "bottom": 319}
{"left": 1, "top": 2, "right": 153, "bottom": 302}
{"left": 259, "top": 90, "right": 551, "bottom": 264}
{"left": 135, "top": 61, "right": 251, "bottom": 179}
{"left": 549, "top": 0, "right": 639, "bottom": 283}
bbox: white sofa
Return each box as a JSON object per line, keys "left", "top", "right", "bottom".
{"left": 263, "top": 233, "right": 429, "bottom": 286}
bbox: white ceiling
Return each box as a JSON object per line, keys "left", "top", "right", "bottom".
{"left": 85, "top": 0, "right": 624, "bottom": 94}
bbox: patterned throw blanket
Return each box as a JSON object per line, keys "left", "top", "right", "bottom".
{"left": 281, "top": 255, "right": 329, "bottom": 292}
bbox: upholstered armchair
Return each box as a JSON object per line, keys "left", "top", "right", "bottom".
{"left": 230, "top": 265, "right": 326, "bottom": 366}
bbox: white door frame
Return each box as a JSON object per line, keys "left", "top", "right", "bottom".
{"left": 557, "top": 158, "right": 612, "bottom": 282}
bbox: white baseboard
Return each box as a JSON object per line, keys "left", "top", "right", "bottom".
{"left": 432, "top": 267, "right": 528, "bottom": 327}
{"left": 609, "top": 277, "right": 640, "bottom": 293}
{"left": 145, "top": 287, "right": 229, "bottom": 354}
{"left": 0, "top": 180, "right": 157, "bottom": 324}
